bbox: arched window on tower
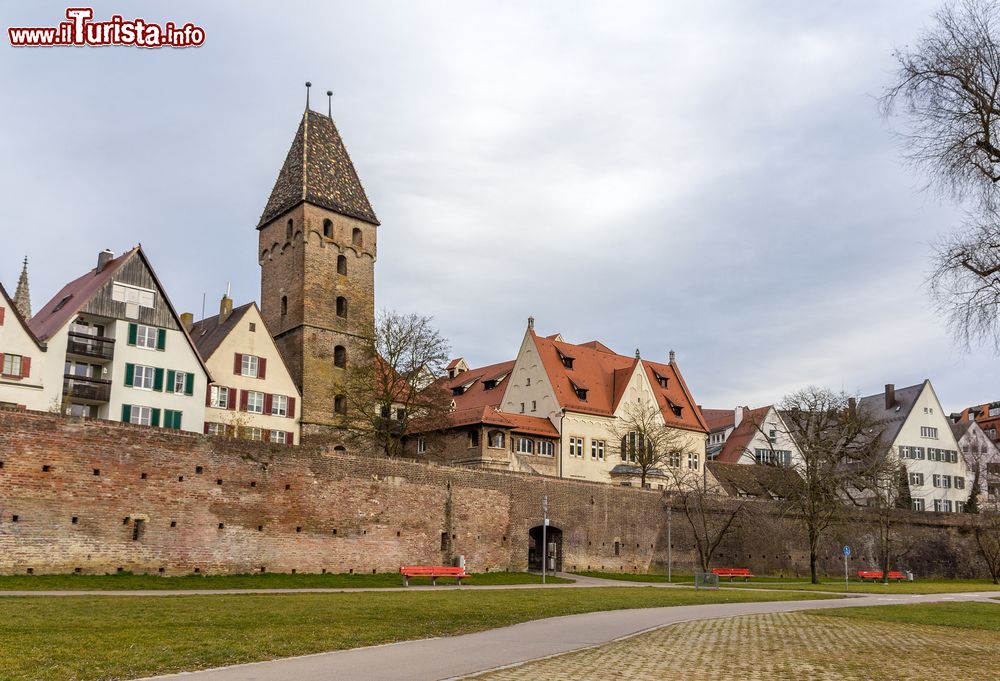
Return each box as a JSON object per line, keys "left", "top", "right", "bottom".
{"left": 334, "top": 395, "right": 347, "bottom": 415}
{"left": 286, "top": 219, "right": 293, "bottom": 240}
{"left": 352, "top": 228, "right": 363, "bottom": 247}
{"left": 337, "top": 255, "right": 347, "bottom": 276}
{"left": 280, "top": 295, "right": 288, "bottom": 316}
{"left": 336, "top": 296, "right": 347, "bottom": 318}
{"left": 323, "top": 219, "right": 333, "bottom": 238}
{"left": 334, "top": 345, "right": 347, "bottom": 368}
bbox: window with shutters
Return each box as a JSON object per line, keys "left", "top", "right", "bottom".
{"left": 909, "top": 472, "right": 924, "bottom": 486}
{"left": 2, "top": 354, "right": 23, "bottom": 377}
{"left": 241, "top": 354, "right": 259, "bottom": 378}
{"left": 163, "top": 410, "right": 182, "bottom": 430}
{"left": 271, "top": 394, "right": 288, "bottom": 417}
{"left": 135, "top": 324, "right": 158, "bottom": 349}
{"left": 129, "top": 405, "right": 153, "bottom": 426}
{"left": 246, "top": 391, "right": 264, "bottom": 414}
{"left": 245, "top": 426, "right": 263, "bottom": 441}
{"left": 210, "top": 385, "right": 229, "bottom": 408}
{"left": 334, "top": 345, "right": 346, "bottom": 368}
{"left": 172, "top": 371, "right": 187, "bottom": 395}
{"left": 911, "top": 498, "right": 925, "bottom": 511}
{"left": 270, "top": 430, "right": 287, "bottom": 444}
{"left": 133, "top": 365, "right": 155, "bottom": 390}
{"left": 206, "top": 422, "right": 227, "bottom": 436}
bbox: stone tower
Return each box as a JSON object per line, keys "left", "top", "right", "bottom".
{"left": 14, "top": 256, "right": 31, "bottom": 320}
{"left": 258, "top": 108, "right": 378, "bottom": 440}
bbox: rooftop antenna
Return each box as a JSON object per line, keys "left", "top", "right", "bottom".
{"left": 305, "top": 81, "right": 312, "bottom": 110}
{"left": 327, "top": 90, "right": 333, "bottom": 117}
{"left": 225, "top": 281, "right": 231, "bottom": 298}
{"left": 201, "top": 292, "right": 206, "bottom": 321}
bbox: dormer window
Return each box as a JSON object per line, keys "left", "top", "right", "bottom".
{"left": 569, "top": 379, "right": 588, "bottom": 401}
{"left": 483, "top": 379, "right": 497, "bottom": 391}
{"left": 654, "top": 372, "right": 669, "bottom": 389}
{"left": 557, "top": 349, "right": 574, "bottom": 369}
{"left": 452, "top": 385, "right": 466, "bottom": 396}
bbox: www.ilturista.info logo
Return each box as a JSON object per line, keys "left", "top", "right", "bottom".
{"left": 8, "top": 8, "right": 205, "bottom": 48}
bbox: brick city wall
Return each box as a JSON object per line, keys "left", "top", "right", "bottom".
{"left": 0, "top": 409, "right": 985, "bottom": 577}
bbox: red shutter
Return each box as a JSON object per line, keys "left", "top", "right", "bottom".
{"left": 21, "top": 357, "right": 30, "bottom": 378}
{"left": 287, "top": 397, "right": 296, "bottom": 419}
{"left": 258, "top": 358, "right": 267, "bottom": 379}
{"left": 205, "top": 384, "right": 212, "bottom": 407}
{"left": 204, "top": 423, "right": 210, "bottom": 435}
{"left": 0, "top": 307, "right": 5, "bottom": 325}
{"left": 263, "top": 393, "right": 273, "bottom": 415}
{"left": 286, "top": 432, "right": 294, "bottom": 446}
{"left": 234, "top": 353, "right": 242, "bottom": 375}
{"left": 227, "top": 388, "right": 236, "bottom": 410}
{"left": 239, "top": 390, "right": 248, "bottom": 412}
{"left": 263, "top": 429, "right": 271, "bottom": 443}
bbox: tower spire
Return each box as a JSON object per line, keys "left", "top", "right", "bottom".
{"left": 14, "top": 255, "right": 31, "bottom": 320}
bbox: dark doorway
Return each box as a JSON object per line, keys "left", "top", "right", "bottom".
{"left": 528, "top": 525, "right": 563, "bottom": 572}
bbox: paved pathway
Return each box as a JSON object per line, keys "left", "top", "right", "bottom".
{"left": 137, "top": 590, "right": 996, "bottom": 681}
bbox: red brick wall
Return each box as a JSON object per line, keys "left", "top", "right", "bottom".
{"left": 0, "top": 409, "right": 983, "bottom": 577}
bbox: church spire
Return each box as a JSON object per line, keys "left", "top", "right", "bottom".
{"left": 14, "top": 255, "right": 31, "bottom": 320}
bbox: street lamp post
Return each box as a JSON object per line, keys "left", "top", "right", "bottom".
{"left": 667, "top": 500, "right": 673, "bottom": 583}
{"left": 542, "top": 495, "right": 548, "bottom": 584}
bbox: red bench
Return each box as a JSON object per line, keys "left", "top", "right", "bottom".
{"left": 857, "top": 570, "right": 906, "bottom": 582}
{"left": 399, "top": 565, "right": 469, "bottom": 587}
{"left": 712, "top": 567, "right": 754, "bottom": 582}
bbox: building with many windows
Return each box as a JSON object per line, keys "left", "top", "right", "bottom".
{"left": 189, "top": 297, "right": 301, "bottom": 444}
{"left": 950, "top": 419, "right": 1000, "bottom": 503}
{"left": 859, "top": 381, "right": 971, "bottom": 513}
{"left": 708, "top": 405, "right": 803, "bottom": 468}
{"left": 953, "top": 401, "right": 1000, "bottom": 444}
{"left": 0, "top": 281, "right": 47, "bottom": 410}
{"left": 27, "top": 247, "right": 209, "bottom": 432}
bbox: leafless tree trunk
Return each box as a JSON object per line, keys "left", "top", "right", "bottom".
{"left": 613, "top": 400, "right": 691, "bottom": 488}
{"left": 668, "top": 471, "right": 747, "bottom": 573}
{"left": 971, "top": 505, "right": 1000, "bottom": 583}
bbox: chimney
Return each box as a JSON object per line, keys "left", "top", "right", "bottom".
{"left": 180, "top": 312, "right": 194, "bottom": 332}
{"left": 884, "top": 384, "right": 895, "bottom": 410}
{"left": 734, "top": 405, "right": 744, "bottom": 428}
{"left": 96, "top": 249, "right": 114, "bottom": 273}
{"left": 668, "top": 349, "right": 676, "bottom": 364}
{"left": 219, "top": 294, "right": 233, "bottom": 323}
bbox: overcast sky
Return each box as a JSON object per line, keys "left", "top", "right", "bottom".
{"left": 1, "top": 1, "right": 993, "bottom": 412}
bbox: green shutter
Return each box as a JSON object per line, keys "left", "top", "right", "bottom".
{"left": 150, "top": 408, "right": 161, "bottom": 428}
{"left": 184, "top": 372, "right": 194, "bottom": 396}
{"left": 163, "top": 410, "right": 181, "bottom": 430}
{"left": 124, "top": 363, "right": 135, "bottom": 387}
{"left": 156, "top": 328, "right": 166, "bottom": 351}
{"left": 166, "top": 370, "right": 176, "bottom": 394}
{"left": 127, "top": 323, "right": 138, "bottom": 346}
{"left": 153, "top": 368, "right": 164, "bottom": 392}
{"left": 174, "top": 411, "right": 183, "bottom": 429}
{"left": 121, "top": 404, "right": 131, "bottom": 423}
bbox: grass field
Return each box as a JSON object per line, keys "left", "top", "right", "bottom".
{"left": 0, "top": 570, "right": 572, "bottom": 591}
{"left": 469, "top": 602, "right": 1000, "bottom": 681}
{"left": 0, "top": 586, "right": 841, "bottom": 681}
{"left": 576, "top": 571, "right": 1000, "bottom": 594}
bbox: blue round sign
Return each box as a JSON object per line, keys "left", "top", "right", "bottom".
{"left": 842, "top": 546, "right": 851, "bottom": 557}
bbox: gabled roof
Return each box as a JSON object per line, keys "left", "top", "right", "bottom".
{"left": 258, "top": 109, "right": 379, "bottom": 228}
{"left": 440, "top": 405, "right": 559, "bottom": 438}
{"left": 715, "top": 406, "right": 772, "bottom": 464}
{"left": 190, "top": 302, "right": 255, "bottom": 360}
{"left": 701, "top": 408, "right": 736, "bottom": 432}
{"left": 531, "top": 331, "right": 707, "bottom": 432}
{"left": 707, "top": 462, "right": 803, "bottom": 499}
{"left": 29, "top": 248, "right": 135, "bottom": 342}
{"left": 441, "top": 359, "right": 516, "bottom": 412}
{"left": 857, "top": 381, "right": 927, "bottom": 449}
{"left": 0, "top": 282, "right": 44, "bottom": 350}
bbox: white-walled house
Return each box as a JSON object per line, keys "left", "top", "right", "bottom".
{"left": 28, "top": 247, "right": 210, "bottom": 433}
{"left": 859, "top": 382, "right": 971, "bottom": 513}
{"left": 0, "top": 283, "right": 48, "bottom": 410}
{"left": 190, "top": 298, "right": 301, "bottom": 445}
{"left": 950, "top": 419, "right": 1000, "bottom": 503}
{"left": 711, "top": 405, "right": 803, "bottom": 468}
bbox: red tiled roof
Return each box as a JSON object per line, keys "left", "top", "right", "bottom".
{"left": 446, "top": 358, "right": 464, "bottom": 370}
{"left": 531, "top": 332, "right": 708, "bottom": 433}
{"left": 715, "top": 406, "right": 771, "bottom": 464}
{"left": 442, "top": 359, "right": 516, "bottom": 412}
{"left": 29, "top": 248, "right": 135, "bottom": 341}
{"left": 701, "top": 408, "right": 736, "bottom": 432}
{"left": 442, "top": 405, "right": 558, "bottom": 438}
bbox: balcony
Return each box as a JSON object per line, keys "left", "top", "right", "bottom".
{"left": 66, "top": 331, "right": 115, "bottom": 361}
{"left": 63, "top": 375, "right": 111, "bottom": 403}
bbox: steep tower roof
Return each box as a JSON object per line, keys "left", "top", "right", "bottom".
{"left": 257, "top": 109, "right": 379, "bottom": 228}
{"left": 14, "top": 256, "right": 31, "bottom": 320}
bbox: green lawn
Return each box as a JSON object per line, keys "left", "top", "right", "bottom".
{"left": 0, "top": 570, "right": 571, "bottom": 591}
{"left": 577, "top": 571, "right": 1000, "bottom": 594}
{"left": 0, "top": 587, "right": 841, "bottom": 681}
{"left": 815, "top": 601, "right": 1000, "bottom": 631}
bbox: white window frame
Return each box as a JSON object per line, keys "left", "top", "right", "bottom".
{"left": 920, "top": 426, "right": 938, "bottom": 439}
{"left": 516, "top": 437, "right": 534, "bottom": 454}
{"left": 538, "top": 441, "right": 554, "bottom": 456}
{"left": 569, "top": 436, "right": 584, "bottom": 458}
{"left": 592, "top": 439, "right": 605, "bottom": 461}
{"left": 688, "top": 452, "right": 699, "bottom": 470}
{"left": 2, "top": 354, "right": 23, "bottom": 376}
{"left": 173, "top": 371, "right": 187, "bottom": 395}
{"left": 246, "top": 390, "right": 264, "bottom": 414}
{"left": 206, "top": 422, "right": 227, "bottom": 436}
{"left": 133, "top": 365, "right": 154, "bottom": 390}
{"left": 245, "top": 426, "right": 263, "bottom": 441}
{"left": 271, "top": 394, "right": 288, "bottom": 417}
{"left": 417, "top": 437, "right": 427, "bottom": 454}
{"left": 908, "top": 472, "right": 924, "bottom": 486}
{"left": 269, "top": 430, "right": 287, "bottom": 444}
{"left": 210, "top": 385, "right": 229, "bottom": 409}
{"left": 130, "top": 405, "right": 152, "bottom": 426}
{"left": 135, "top": 324, "right": 158, "bottom": 350}
{"left": 912, "top": 498, "right": 924, "bottom": 511}
{"left": 488, "top": 431, "right": 506, "bottom": 449}
{"left": 241, "top": 354, "right": 260, "bottom": 378}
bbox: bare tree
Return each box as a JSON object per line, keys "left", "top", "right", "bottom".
{"left": 971, "top": 503, "right": 1000, "bottom": 583}
{"left": 613, "top": 400, "right": 692, "bottom": 488}
{"left": 778, "top": 387, "right": 885, "bottom": 584}
{"left": 668, "top": 468, "right": 749, "bottom": 574}
{"left": 849, "top": 450, "right": 911, "bottom": 584}
{"left": 882, "top": 1, "right": 1000, "bottom": 349}
{"left": 338, "top": 310, "right": 452, "bottom": 457}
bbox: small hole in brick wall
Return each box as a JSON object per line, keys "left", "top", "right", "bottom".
{"left": 218, "top": 523, "right": 224, "bottom": 529}
{"left": 158, "top": 567, "right": 165, "bottom": 573}
{"left": 332, "top": 528, "right": 337, "bottom": 535}
{"left": 117, "top": 567, "right": 124, "bottom": 573}
{"left": 74, "top": 567, "right": 82, "bottom": 574}
{"left": 322, "top": 568, "right": 327, "bottom": 574}
{"left": 349, "top": 568, "right": 354, "bottom": 574}
{"left": 194, "top": 568, "right": 201, "bottom": 573}
{"left": 196, "top": 466, "right": 203, "bottom": 474}
{"left": 93, "top": 469, "right": 100, "bottom": 476}
{"left": 363, "top": 530, "right": 367, "bottom": 535}
{"left": 140, "top": 472, "right": 147, "bottom": 480}
{"left": 250, "top": 481, "right": 256, "bottom": 488}
{"left": 396, "top": 531, "right": 401, "bottom": 537}
{"left": 216, "top": 479, "right": 223, "bottom": 485}
{"left": 170, "top": 521, "right": 177, "bottom": 528}
{"left": 71, "top": 516, "right": 78, "bottom": 524}
{"left": 285, "top": 484, "right": 291, "bottom": 490}
{"left": 0, "top": 461, "right": 4, "bottom": 468}
{"left": 590, "top": 496, "right": 595, "bottom": 504}
{"left": 291, "top": 569, "right": 296, "bottom": 574}
{"left": 178, "top": 475, "right": 184, "bottom": 482}
{"left": 260, "top": 566, "right": 266, "bottom": 573}
{"left": 452, "top": 534, "right": 456, "bottom": 540}
{"left": 26, "top": 568, "right": 33, "bottom": 574}
{"left": 502, "top": 536, "right": 507, "bottom": 543}
{"left": 123, "top": 517, "right": 129, "bottom": 525}
{"left": 42, "top": 465, "right": 51, "bottom": 472}
{"left": 372, "top": 569, "right": 376, "bottom": 574}
{"left": 296, "top": 526, "right": 302, "bottom": 533}
{"left": 11, "top": 515, "right": 18, "bottom": 522}
{"left": 258, "top": 525, "right": 263, "bottom": 532}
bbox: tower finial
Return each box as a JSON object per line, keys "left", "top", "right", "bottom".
{"left": 14, "top": 255, "right": 31, "bottom": 320}
{"left": 327, "top": 90, "right": 333, "bottom": 118}
{"left": 305, "top": 81, "right": 312, "bottom": 110}
{"left": 635, "top": 348, "right": 641, "bottom": 359}
{"left": 527, "top": 315, "right": 535, "bottom": 331}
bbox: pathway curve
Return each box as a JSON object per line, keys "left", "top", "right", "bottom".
{"left": 136, "top": 590, "right": 996, "bottom": 681}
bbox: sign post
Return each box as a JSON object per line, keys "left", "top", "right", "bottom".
{"left": 542, "top": 495, "right": 548, "bottom": 585}
{"left": 842, "top": 545, "right": 851, "bottom": 592}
